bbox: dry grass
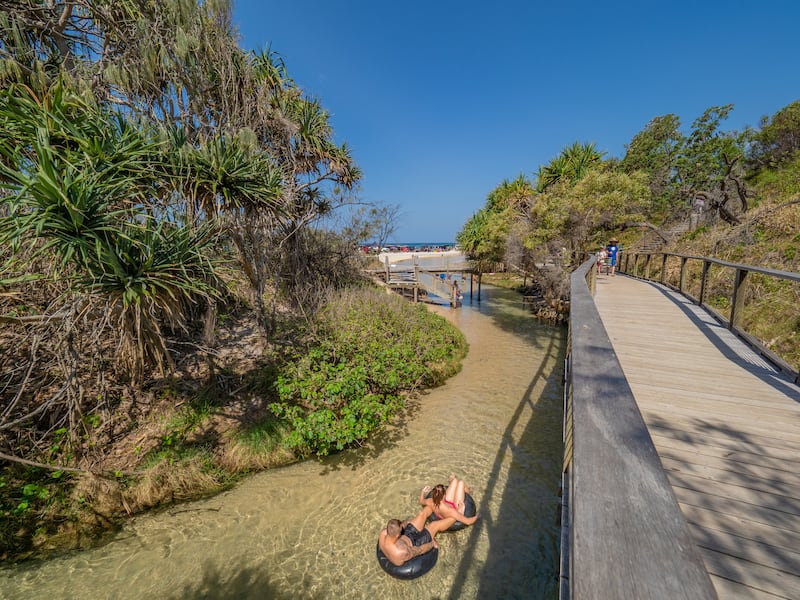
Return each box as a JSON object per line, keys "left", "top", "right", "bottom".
{"left": 653, "top": 191, "right": 800, "bottom": 372}
{"left": 124, "top": 453, "right": 227, "bottom": 510}
{"left": 219, "top": 435, "right": 296, "bottom": 472}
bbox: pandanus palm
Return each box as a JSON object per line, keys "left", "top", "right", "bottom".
{"left": 265, "top": 89, "right": 361, "bottom": 306}
{"left": 171, "top": 131, "right": 285, "bottom": 334}
{"left": 536, "top": 142, "right": 605, "bottom": 192}
{"left": 0, "top": 83, "right": 221, "bottom": 382}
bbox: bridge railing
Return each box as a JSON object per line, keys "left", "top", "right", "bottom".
{"left": 560, "top": 256, "right": 716, "bottom": 600}
{"left": 619, "top": 251, "right": 800, "bottom": 382}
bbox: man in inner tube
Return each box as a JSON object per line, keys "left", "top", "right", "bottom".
{"left": 378, "top": 505, "right": 456, "bottom": 566}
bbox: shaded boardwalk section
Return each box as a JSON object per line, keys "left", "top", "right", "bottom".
{"left": 594, "top": 275, "right": 800, "bottom": 599}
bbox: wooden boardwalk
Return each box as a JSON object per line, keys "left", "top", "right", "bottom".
{"left": 594, "top": 274, "right": 800, "bottom": 600}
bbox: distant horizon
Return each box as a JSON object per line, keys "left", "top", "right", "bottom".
{"left": 361, "top": 241, "right": 457, "bottom": 247}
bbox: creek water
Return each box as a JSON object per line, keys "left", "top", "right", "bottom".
{"left": 1, "top": 285, "right": 566, "bottom": 600}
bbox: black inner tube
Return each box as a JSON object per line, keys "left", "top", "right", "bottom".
{"left": 376, "top": 542, "right": 438, "bottom": 579}
{"left": 426, "top": 489, "right": 477, "bottom": 532}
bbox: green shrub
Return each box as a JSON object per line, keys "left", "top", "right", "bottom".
{"left": 0, "top": 469, "right": 72, "bottom": 557}
{"left": 684, "top": 225, "right": 708, "bottom": 241}
{"left": 270, "top": 287, "right": 467, "bottom": 456}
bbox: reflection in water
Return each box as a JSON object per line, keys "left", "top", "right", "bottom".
{"left": 1, "top": 285, "right": 566, "bottom": 600}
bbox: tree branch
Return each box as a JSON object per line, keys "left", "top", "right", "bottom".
{"left": 0, "top": 450, "right": 87, "bottom": 474}
{"left": 622, "top": 222, "right": 669, "bottom": 243}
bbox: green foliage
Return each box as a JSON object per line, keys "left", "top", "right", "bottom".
{"left": 678, "top": 105, "right": 744, "bottom": 193}
{"left": 457, "top": 176, "right": 536, "bottom": 270}
{"left": 235, "top": 417, "right": 292, "bottom": 454}
{"left": 156, "top": 397, "right": 216, "bottom": 452}
{"left": 621, "top": 113, "right": 683, "bottom": 213}
{"left": 536, "top": 141, "right": 605, "bottom": 192}
{"left": 750, "top": 154, "right": 800, "bottom": 197}
{"left": 683, "top": 225, "right": 709, "bottom": 241}
{"left": 526, "top": 167, "right": 650, "bottom": 252}
{"left": 0, "top": 469, "right": 73, "bottom": 555}
{"left": 178, "top": 133, "right": 284, "bottom": 216}
{"left": 144, "top": 443, "right": 213, "bottom": 468}
{"left": 749, "top": 100, "right": 800, "bottom": 169}
{"left": 0, "top": 83, "right": 223, "bottom": 380}
{"left": 457, "top": 206, "right": 508, "bottom": 269}
{"left": 269, "top": 288, "right": 467, "bottom": 456}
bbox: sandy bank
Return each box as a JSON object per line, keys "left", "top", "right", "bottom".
{"left": 379, "top": 249, "right": 465, "bottom": 265}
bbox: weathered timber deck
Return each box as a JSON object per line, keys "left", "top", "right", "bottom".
{"left": 594, "top": 274, "right": 800, "bottom": 600}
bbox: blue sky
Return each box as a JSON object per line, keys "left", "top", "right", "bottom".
{"left": 232, "top": 1, "right": 800, "bottom": 243}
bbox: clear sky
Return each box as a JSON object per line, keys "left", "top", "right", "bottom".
{"left": 232, "top": 1, "right": 800, "bottom": 243}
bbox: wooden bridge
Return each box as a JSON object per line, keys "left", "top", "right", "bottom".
{"left": 561, "top": 256, "right": 800, "bottom": 599}
{"left": 370, "top": 252, "right": 476, "bottom": 305}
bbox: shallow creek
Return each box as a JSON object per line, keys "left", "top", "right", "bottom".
{"left": 1, "top": 284, "right": 566, "bottom": 600}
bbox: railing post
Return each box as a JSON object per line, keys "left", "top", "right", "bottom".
{"left": 698, "top": 260, "right": 711, "bottom": 307}
{"left": 729, "top": 267, "right": 749, "bottom": 331}
{"left": 644, "top": 254, "right": 651, "bottom": 281}
{"left": 660, "top": 254, "right": 668, "bottom": 285}
{"left": 679, "top": 256, "right": 688, "bottom": 293}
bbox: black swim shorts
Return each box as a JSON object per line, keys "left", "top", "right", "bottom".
{"left": 402, "top": 523, "right": 432, "bottom": 546}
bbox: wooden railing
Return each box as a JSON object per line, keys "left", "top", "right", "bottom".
{"left": 619, "top": 251, "right": 800, "bottom": 383}
{"left": 560, "top": 257, "right": 716, "bottom": 600}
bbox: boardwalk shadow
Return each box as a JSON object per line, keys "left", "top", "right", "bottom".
{"left": 465, "top": 284, "right": 567, "bottom": 350}
{"left": 642, "top": 279, "right": 800, "bottom": 403}
{"left": 446, "top": 329, "right": 565, "bottom": 600}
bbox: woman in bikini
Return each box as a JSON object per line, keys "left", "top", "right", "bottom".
{"left": 418, "top": 475, "right": 479, "bottom": 527}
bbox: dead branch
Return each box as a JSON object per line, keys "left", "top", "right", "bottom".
{"left": 0, "top": 450, "right": 87, "bottom": 474}
{"left": 752, "top": 197, "right": 800, "bottom": 224}
{"left": 623, "top": 222, "right": 670, "bottom": 243}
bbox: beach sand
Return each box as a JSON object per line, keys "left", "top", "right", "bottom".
{"left": 379, "top": 249, "right": 465, "bottom": 265}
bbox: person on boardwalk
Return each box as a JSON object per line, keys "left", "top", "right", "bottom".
{"left": 378, "top": 505, "right": 455, "bottom": 567}
{"left": 419, "top": 475, "right": 479, "bottom": 527}
{"left": 606, "top": 238, "right": 619, "bottom": 276}
{"left": 596, "top": 246, "right": 608, "bottom": 275}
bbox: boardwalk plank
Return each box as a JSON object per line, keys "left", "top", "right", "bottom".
{"left": 680, "top": 504, "right": 800, "bottom": 554}
{"left": 701, "top": 548, "right": 800, "bottom": 599}
{"left": 654, "top": 438, "right": 800, "bottom": 476}
{"left": 644, "top": 414, "right": 800, "bottom": 454}
{"left": 689, "top": 523, "right": 800, "bottom": 575}
{"left": 595, "top": 275, "right": 800, "bottom": 600}
{"left": 672, "top": 485, "right": 800, "bottom": 533}
{"left": 656, "top": 445, "right": 800, "bottom": 487}
{"left": 666, "top": 471, "right": 800, "bottom": 517}
{"left": 661, "top": 458, "right": 800, "bottom": 498}
{"left": 639, "top": 403, "right": 800, "bottom": 445}
{"left": 710, "top": 576, "right": 789, "bottom": 600}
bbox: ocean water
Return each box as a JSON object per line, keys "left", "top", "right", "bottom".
{"left": 364, "top": 242, "right": 458, "bottom": 251}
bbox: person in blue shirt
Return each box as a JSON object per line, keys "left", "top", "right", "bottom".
{"left": 606, "top": 238, "right": 619, "bottom": 276}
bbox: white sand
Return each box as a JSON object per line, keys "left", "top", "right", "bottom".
{"left": 379, "top": 249, "right": 464, "bottom": 265}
